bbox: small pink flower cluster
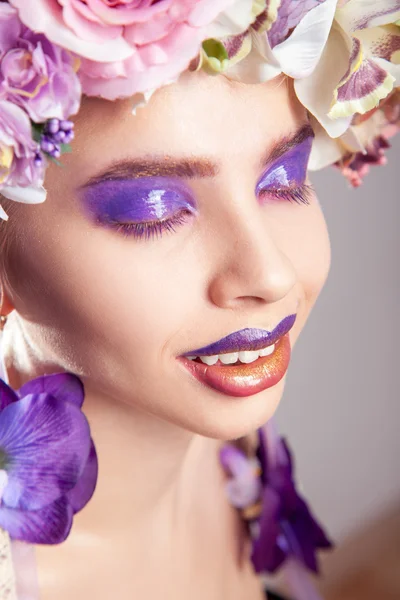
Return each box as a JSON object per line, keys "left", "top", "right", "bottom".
{"left": 0, "top": 3, "right": 81, "bottom": 192}
{"left": 10, "top": 0, "right": 239, "bottom": 100}
{"left": 335, "top": 90, "right": 400, "bottom": 187}
{"left": 0, "top": 0, "right": 252, "bottom": 202}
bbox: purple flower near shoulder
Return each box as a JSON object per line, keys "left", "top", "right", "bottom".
{"left": 0, "top": 3, "right": 81, "bottom": 123}
{"left": 219, "top": 420, "right": 332, "bottom": 577}
{"left": 250, "top": 423, "right": 332, "bottom": 574}
{"left": 0, "top": 373, "right": 98, "bottom": 544}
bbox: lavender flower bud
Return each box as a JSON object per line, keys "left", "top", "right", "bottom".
{"left": 40, "top": 138, "right": 55, "bottom": 154}
{"left": 63, "top": 130, "right": 74, "bottom": 144}
{"left": 60, "top": 120, "right": 74, "bottom": 132}
{"left": 54, "top": 130, "right": 66, "bottom": 143}
{"left": 46, "top": 119, "right": 60, "bottom": 135}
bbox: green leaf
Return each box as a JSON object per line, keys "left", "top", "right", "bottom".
{"left": 31, "top": 122, "right": 44, "bottom": 143}
{"left": 60, "top": 143, "right": 72, "bottom": 154}
{"left": 47, "top": 155, "right": 63, "bottom": 167}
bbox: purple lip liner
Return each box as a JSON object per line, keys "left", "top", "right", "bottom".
{"left": 183, "top": 314, "right": 296, "bottom": 356}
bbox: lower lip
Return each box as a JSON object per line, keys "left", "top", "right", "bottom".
{"left": 178, "top": 334, "right": 291, "bottom": 397}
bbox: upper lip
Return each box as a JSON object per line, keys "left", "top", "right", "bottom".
{"left": 182, "top": 314, "right": 296, "bottom": 356}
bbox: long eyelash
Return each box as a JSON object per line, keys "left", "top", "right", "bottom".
{"left": 109, "top": 210, "right": 191, "bottom": 240}
{"left": 261, "top": 183, "right": 314, "bottom": 205}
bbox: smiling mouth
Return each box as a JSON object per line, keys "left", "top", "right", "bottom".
{"left": 185, "top": 340, "right": 276, "bottom": 366}
{"left": 178, "top": 334, "right": 291, "bottom": 398}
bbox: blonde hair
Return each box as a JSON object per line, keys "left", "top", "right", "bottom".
{"left": 0, "top": 198, "right": 18, "bottom": 292}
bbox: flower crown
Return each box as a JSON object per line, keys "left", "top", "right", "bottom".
{"left": 0, "top": 0, "right": 398, "bottom": 220}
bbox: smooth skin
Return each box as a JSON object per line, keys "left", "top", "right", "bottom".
{"left": 0, "top": 71, "right": 331, "bottom": 599}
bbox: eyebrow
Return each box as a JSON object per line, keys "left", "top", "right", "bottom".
{"left": 261, "top": 123, "right": 314, "bottom": 167}
{"left": 82, "top": 122, "right": 314, "bottom": 187}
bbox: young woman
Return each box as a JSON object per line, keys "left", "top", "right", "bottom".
{"left": 0, "top": 1, "right": 398, "bottom": 599}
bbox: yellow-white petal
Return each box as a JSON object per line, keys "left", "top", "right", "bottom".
{"left": 202, "top": 0, "right": 260, "bottom": 38}
{"left": 373, "top": 56, "right": 400, "bottom": 84}
{"left": 328, "top": 55, "right": 395, "bottom": 118}
{"left": 336, "top": 0, "right": 400, "bottom": 32}
{"left": 294, "top": 23, "right": 353, "bottom": 138}
{"left": 356, "top": 24, "right": 400, "bottom": 62}
{"left": 308, "top": 117, "right": 344, "bottom": 171}
{"left": 225, "top": 30, "right": 282, "bottom": 82}
{"left": 252, "top": 0, "right": 281, "bottom": 34}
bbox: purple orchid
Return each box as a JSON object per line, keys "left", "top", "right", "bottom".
{"left": 219, "top": 420, "right": 332, "bottom": 577}
{"left": 251, "top": 425, "right": 332, "bottom": 574}
{"left": 0, "top": 373, "right": 97, "bottom": 544}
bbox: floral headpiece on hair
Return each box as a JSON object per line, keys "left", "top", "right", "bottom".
{"left": 0, "top": 0, "right": 398, "bottom": 220}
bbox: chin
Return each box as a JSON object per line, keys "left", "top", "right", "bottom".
{"left": 170, "top": 377, "right": 287, "bottom": 441}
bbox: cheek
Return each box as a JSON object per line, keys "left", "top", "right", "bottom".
{"left": 277, "top": 196, "right": 331, "bottom": 342}
{"left": 296, "top": 200, "right": 331, "bottom": 306}
{"left": 6, "top": 213, "right": 204, "bottom": 375}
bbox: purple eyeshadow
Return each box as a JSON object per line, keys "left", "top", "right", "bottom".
{"left": 79, "top": 176, "right": 198, "bottom": 224}
{"left": 256, "top": 136, "right": 313, "bottom": 195}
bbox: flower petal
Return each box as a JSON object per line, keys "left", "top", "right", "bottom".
{"left": 251, "top": 486, "right": 285, "bottom": 573}
{"left": 280, "top": 499, "right": 333, "bottom": 573}
{"left": 18, "top": 373, "right": 85, "bottom": 409}
{"left": 220, "top": 444, "right": 262, "bottom": 508}
{"left": 373, "top": 56, "right": 400, "bottom": 85}
{"left": 225, "top": 30, "right": 282, "bottom": 82}
{"left": 0, "top": 204, "right": 9, "bottom": 221}
{"left": 337, "top": 0, "right": 400, "bottom": 31}
{"left": 0, "top": 185, "right": 46, "bottom": 204}
{"left": 0, "top": 394, "right": 91, "bottom": 510}
{"left": 329, "top": 54, "right": 395, "bottom": 119}
{"left": 272, "top": 0, "right": 337, "bottom": 78}
{"left": 0, "top": 469, "right": 8, "bottom": 499}
{"left": 308, "top": 117, "right": 354, "bottom": 171}
{"left": 9, "top": 0, "right": 134, "bottom": 62}
{"left": 356, "top": 24, "right": 400, "bottom": 62}
{"left": 252, "top": 0, "right": 282, "bottom": 35}
{"left": 0, "top": 496, "right": 73, "bottom": 544}
{"left": 66, "top": 440, "right": 98, "bottom": 514}
{"left": 0, "top": 379, "right": 18, "bottom": 412}
{"left": 198, "top": 0, "right": 258, "bottom": 38}
{"left": 294, "top": 23, "right": 353, "bottom": 137}
{"left": 269, "top": 0, "right": 330, "bottom": 48}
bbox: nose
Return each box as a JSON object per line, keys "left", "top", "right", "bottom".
{"left": 208, "top": 207, "right": 297, "bottom": 310}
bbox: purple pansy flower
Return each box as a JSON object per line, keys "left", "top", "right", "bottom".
{"left": 0, "top": 373, "right": 98, "bottom": 544}
{"left": 219, "top": 420, "right": 332, "bottom": 576}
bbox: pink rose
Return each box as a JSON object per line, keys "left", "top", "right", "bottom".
{"left": 10, "top": 0, "right": 250, "bottom": 99}
{"left": 0, "top": 4, "right": 81, "bottom": 123}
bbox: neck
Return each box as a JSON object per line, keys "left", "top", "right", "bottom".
{"left": 1, "top": 317, "right": 226, "bottom": 549}
{"left": 1, "top": 320, "right": 257, "bottom": 599}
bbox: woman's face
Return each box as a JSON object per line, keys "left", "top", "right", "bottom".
{"left": 2, "top": 72, "right": 330, "bottom": 439}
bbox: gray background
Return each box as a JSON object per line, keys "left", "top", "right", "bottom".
{"left": 276, "top": 135, "right": 400, "bottom": 541}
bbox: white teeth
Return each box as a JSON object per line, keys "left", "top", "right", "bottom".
{"left": 259, "top": 344, "right": 275, "bottom": 357}
{"left": 186, "top": 344, "right": 275, "bottom": 365}
{"left": 199, "top": 355, "right": 219, "bottom": 365}
{"left": 219, "top": 352, "right": 239, "bottom": 365}
{"left": 238, "top": 350, "right": 260, "bottom": 364}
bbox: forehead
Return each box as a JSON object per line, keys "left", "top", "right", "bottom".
{"left": 49, "top": 71, "right": 307, "bottom": 188}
